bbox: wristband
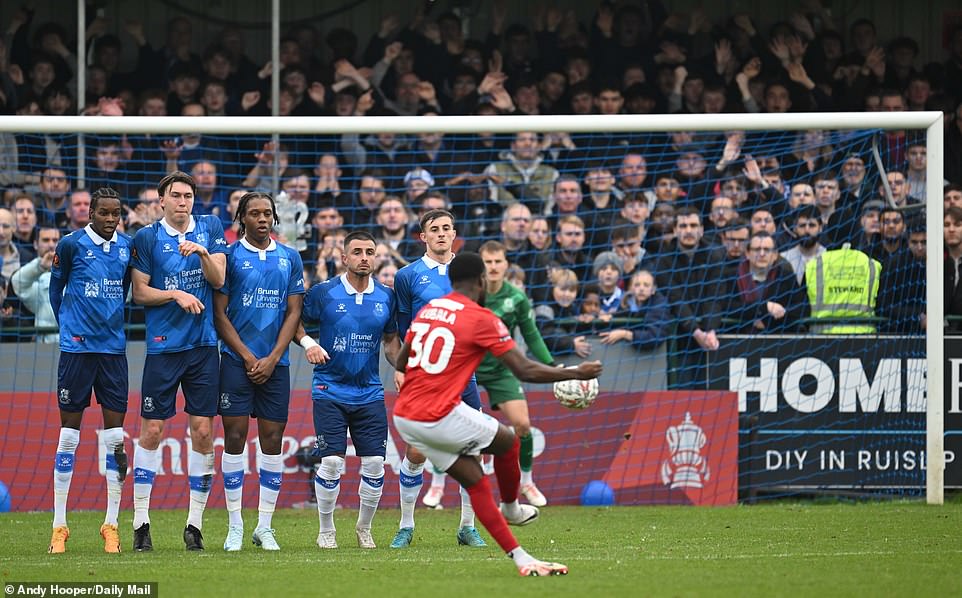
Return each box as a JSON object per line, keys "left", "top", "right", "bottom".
{"left": 300, "top": 336, "right": 319, "bottom": 350}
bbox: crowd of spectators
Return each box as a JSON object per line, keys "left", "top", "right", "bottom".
{"left": 0, "top": 2, "right": 959, "bottom": 378}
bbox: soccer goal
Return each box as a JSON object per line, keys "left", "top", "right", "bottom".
{"left": 0, "top": 111, "right": 946, "bottom": 510}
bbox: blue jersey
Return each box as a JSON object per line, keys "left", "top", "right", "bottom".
{"left": 218, "top": 238, "right": 305, "bottom": 366}
{"left": 393, "top": 254, "right": 452, "bottom": 336}
{"left": 50, "top": 225, "right": 133, "bottom": 354}
{"left": 132, "top": 215, "right": 228, "bottom": 354}
{"left": 302, "top": 274, "right": 397, "bottom": 405}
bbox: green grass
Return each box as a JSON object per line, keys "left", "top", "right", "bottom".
{"left": 1, "top": 503, "right": 961, "bottom": 597}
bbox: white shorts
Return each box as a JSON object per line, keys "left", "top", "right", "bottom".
{"left": 393, "top": 401, "right": 501, "bottom": 471}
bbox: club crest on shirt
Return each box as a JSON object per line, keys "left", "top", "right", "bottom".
{"left": 118, "top": 247, "right": 128, "bottom": 259}
{"left": 195, "top": 233, "right": 206, "bottom": 244}
{"left": 374, "top": 302, "right": 385, "bottom": 316}
{"left": 278, "top": 257, "right": 289, "bottom": 270}
{"left": 503, "top": 297, "right": 515, "bottom": 312}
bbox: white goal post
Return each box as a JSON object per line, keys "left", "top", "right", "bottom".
{"left": 0, "top": 111, "right": 945, "bottom": 503}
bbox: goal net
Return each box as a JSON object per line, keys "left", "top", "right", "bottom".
{"left": 0, "top": 112, "right": 946, "bottom": 511}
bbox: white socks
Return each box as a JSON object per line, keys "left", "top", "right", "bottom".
{"left": 222, "top": 451, "right": 246, "bottom": 528}
{"left": 314, "top": 456, "right": 343, "bottom": 533}
{"left": 257, "top": 451, "right": 284, "bottom": 530}
{"left": 53, "top": 428, "right": 80, "bottom": 528}
{"left": 398, "top": 457, "right": 424, "bottom": 529}
{"left": 132, "top": 444, "right": 158, "bottom": 529}
{"left": 186, "top": 450, "right": 214, "bottom": 530}
{"left": 101, "top": 427, "right": 125, "bottom": 526}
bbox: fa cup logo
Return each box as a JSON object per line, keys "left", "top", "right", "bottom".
{"left": 660, "top": 412, "right": 710, "bottom": 489}
{"left": 274, "top": 191, "right": 309, "bottom": 252}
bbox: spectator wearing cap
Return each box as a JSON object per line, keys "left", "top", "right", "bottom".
{"left": 723, "top": 231, "right": 807, "bottom": 334}
{"left": 592, "top": 251, "right": 625, "bottom": 314}
{"left": 852, "top": 199, "right": 886, "bottom": 251}
{"left": 403, "top": 168, "right": 434, "bottom": 205}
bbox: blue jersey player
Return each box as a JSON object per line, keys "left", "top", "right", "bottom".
{"left": 302, "top": 231, "right": 401, "bottom": 550}
{"left": 212, "top": 192, "right": 306, "bottom": 552}
{"left": 46, "top": 187, "right": 132, "bottom": 554}
{"left": 130, "top": 171, "right": 228, "bottom": 552}
{"left": 390, "top": 209, "right": 486, "bottom": 548}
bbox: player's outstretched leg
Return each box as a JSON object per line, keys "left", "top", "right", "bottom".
{"left": 356, "top": 456, "right": 384, "bottom": 549}
{"left": 50, "top": 427, "right": 79, "bottom": 554}
{"left": 221, "top": 451, "right": 245, "bottom": 552}
{"left": 449, "top": 453, "right": 566, "bottom": 577}
{"left": 101, "top": 426, "right": 126, "bottom": 553}
{"left": 391, "top": 451, "right": 424, "bottom": 549}
{"left": 519, "top": 434, "right": 547, "bottom": 507}
{"left": 252, "top": 449, "right": 284, "bottom": 551}
{"left": 314, "top": 456, "right": 342, "bottom": 549}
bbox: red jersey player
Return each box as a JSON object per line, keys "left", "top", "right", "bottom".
{"left": 393, "top": 252, "right": 602, "bottom": 577}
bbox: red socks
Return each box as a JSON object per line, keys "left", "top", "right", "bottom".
{"left": 465, "top": 476, "right": 519, "bottom": 553}
{"left": 493, "top": 436, "right": 521, "bottom": 503}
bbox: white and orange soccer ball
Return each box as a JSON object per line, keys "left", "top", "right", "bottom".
{"left": 553, "top": 377, "right": 599, "bottom": 410}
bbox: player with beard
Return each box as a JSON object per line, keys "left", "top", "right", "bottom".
{"left": 302, "top": 231, "right": 401, "bottom": 549}
{"left": 780, "top": 206, "right": 827, "bottom": 284}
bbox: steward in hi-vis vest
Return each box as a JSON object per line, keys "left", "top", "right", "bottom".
{"left": 804, "top": 246, "right": 881, "bottom": 334}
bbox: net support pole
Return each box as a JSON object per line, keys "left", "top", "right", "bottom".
{"left": 76, "top": 0, "right": 86, "bottom": 186}
{"left": 270, "top": 0, "right": 280, "bottom": 192}
{"left": 926, "top": 115, "right": 945, "bottom": 505}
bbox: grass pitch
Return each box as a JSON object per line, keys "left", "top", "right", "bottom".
{"left": 1, "top": 502, "right": 960, "bottom": 597}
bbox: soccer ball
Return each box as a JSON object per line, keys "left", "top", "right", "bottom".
{"left": 553, "top": 377, "right": 599, "bottom": 409}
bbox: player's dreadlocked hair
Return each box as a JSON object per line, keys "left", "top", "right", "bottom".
{"left": 90, "top": 187, "right": 121, "bottom": 211}
{"left": 448, "top": 252, "right": 485, "bottom": 284}
{"left": 235, "top": 191, "right": 279, "bottom": 235}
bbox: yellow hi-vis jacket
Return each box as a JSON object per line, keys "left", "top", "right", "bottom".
{"left": 804, "top": 247, "right": 881, "bottom": 334}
